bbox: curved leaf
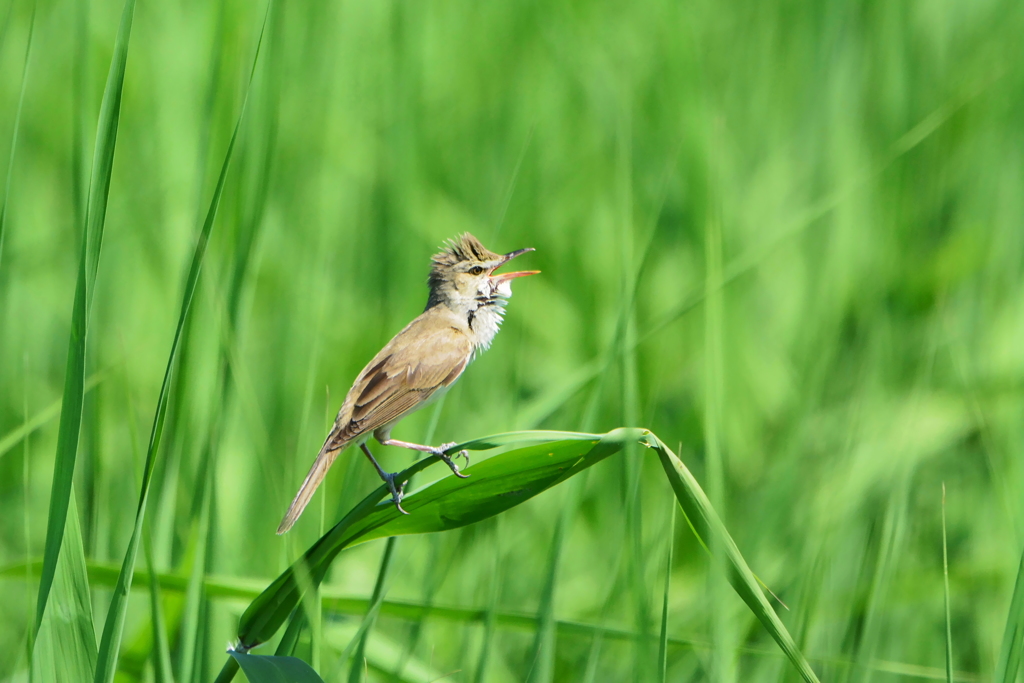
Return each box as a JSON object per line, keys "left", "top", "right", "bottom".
{"left": 643, "top": 433, "right": 821, "bottom": 683}
{"left": 230, "top": 653, "right": 324, "bottom": 683}
{"left": 236, "top": 428, "right": 641, "bottom": 648}
{"left": 221, "top": 428, "right": 819, "bottom": 683}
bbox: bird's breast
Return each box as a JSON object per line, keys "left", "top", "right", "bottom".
{"left": 469, "top": 304, "right": 505, "bottom": 352}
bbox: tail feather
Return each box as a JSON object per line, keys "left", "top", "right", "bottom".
{"left": 277, "top": 439, "right": 348, "bottom": 534}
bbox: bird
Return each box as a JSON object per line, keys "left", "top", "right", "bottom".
{"left": 277, "top": 233, "right": 539, "bottom": 534}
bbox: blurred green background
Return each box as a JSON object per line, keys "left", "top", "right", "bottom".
{"left": 2, "top": 0, "right": 1023, "bottom": 680}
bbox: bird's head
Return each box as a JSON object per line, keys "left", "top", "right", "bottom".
{"left": 426, "top": 233, "right": 539, "bottom": 313}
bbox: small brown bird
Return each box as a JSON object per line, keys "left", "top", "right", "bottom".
{"left": 277, "top": 233, "right": 538, "bottom": 533}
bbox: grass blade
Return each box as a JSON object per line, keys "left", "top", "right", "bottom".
{"left": 850, "top": 474, "right": 911, "bottom": 683}
{"left": 995, "top": 547, "right": 1024, "bottom": 683}
{"left": 472, "top": 519, "right": 502, "bottom": 683}
{"left": 5, "top": 556, "right": 698, "bottom": 650}
{"left": 942, "top": 484, "right": 952, "bottom": 683}
{"left": 33, "top": 0, "right": 137, "bottom": 646}
{"left": 214, "top": 658, "right": 240, "bottom": 683}
{"left": 658, "top": 504, "right": 676, "bottom": 683}
{"left": 346, "top": 537, "right": 397, "bottom": 682}
{"left": 645, "top": 433, "right": 820, "bottom": 683}
{"left": 22, "top": 358, "right": 33, "bottom": 662}
{"left": 704, "top": 186, "right": 733, "bottom": 683}
{"left": 12, "top": 550, "right": 979, "bottom": 680}
{"left": 230, "top": 653, "right": 325, "bottom": 683}
{"left": 525, "top": 479, "right": 580, "bottom": 683}
{"left": 0, "top": 374, "right": 103, "bottom": 462}
{"left": 90, "top": 5, "right": 269, "bottom": 681}
{"left": 143, "top": 527, "right": 174, "bottom": 683}
{"left": 31, "top": 494, "right": 97, "bottom": 682}
{"left": 178, "top": 458, "right": 214, "bottom": 681}
{"left": 0, "top": 0, "right": 34, "bottom": 273}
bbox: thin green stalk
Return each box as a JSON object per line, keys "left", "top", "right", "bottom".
{"left": 0, "top": 374, "right": 102, "bottom": 461}
{"left": 659, "top": 504, "right": 676, "bottom": 683}
{"left": 490, "top": 123, "right": 534, "bottom": 241}
{"left": 0, "top": 0, "right": 34, "bottom": 274}
{"left": 22, "top": 355, "right": 33, "bottom": 660}
{"left": 704, "top": 176, "right": 732, "bottom": 683}
{"left": 348, "top": 537, "right": 398, "bottom": 683}
{"left": 847, "top": 478, "right": 910, "bottom": 683}
{"left": 310, "top": 563, "right": 322, "bottom": 672}
{"left": 389, "top": 399, "right": 449, "bottom": 682}
{"left": 525, "top": 480, "right": 579, "bottom": 683}
{"left": 213, "top": 658, "right": 240, "bottom": 683}
{"left": 615, "top": 113, "right": 653, "bottom": 683}
{"left": 9, "top": 554, "right": 695, "bottom": 649}
{"left": 273, "top": 609, "right": 305, "bottom": 658}
{"left": 118, "top": 366, "right": 172, "bottom": 683}
{"left": 942, "top": 484, "right": 952, "bottom": 683}
{"left": 144, "top": 526, "right": 175, "bottom": 683}
{"left": 0, "top": 0, "right": 13, "bottom": 53}
{"left": 70, "top": 0, "right": 89, "bottom": 230}
{"left": 178, "top": 448, "right": 215, "bottom": 682}
{"left": 289, "top": 556, "right": 319, "bottom": 664}
{"left": 472, "top": 518, "right": 502, "bottom": 683}
{"left": 581, "top": 632, "right": 604, "bottom": 683}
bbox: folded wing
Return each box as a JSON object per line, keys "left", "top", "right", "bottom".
{"left": 277, "top": 316, "right": 472, "bottom": 533}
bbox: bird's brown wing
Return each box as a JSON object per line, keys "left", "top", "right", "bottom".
{"left": 347, "top": 328, "right": 472, "bottom": 433}
{"left": 277, "top": 315, "right": 472, "bottom": 533}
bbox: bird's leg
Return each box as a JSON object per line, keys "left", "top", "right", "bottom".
{"left": 360, "top": 442, "right": 408, "bottom": 514}
{"left": 378, "top": 438, "right": 471, "bottom": 479}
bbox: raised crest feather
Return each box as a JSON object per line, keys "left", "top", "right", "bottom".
{"left": 431, "top": 233, "right": 501, "bottom": 268}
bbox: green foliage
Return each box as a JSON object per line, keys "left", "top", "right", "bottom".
{"left": 236, "top": 432, "right": 631, "bottom": 649}
{"left": 230, "top": 654, "right": 324, "bottom": 683}
{"left": 995, "top": 552, "right": 1024, "bottom": 683}
{"left": 30, "top": 0, "right": 137, "bottom": 676}
{"left": 227, "top": 429, "right": 816, "bottom": 682}
{"left": 2, "top": 0, "right": 1023, "bottom": 681}
{"left": 648, "top": 432, "right": 819, "bottom": 682}
{"left": 30, "top": 496, "right": 96, "bottom": 683}
{"left": 91, "top": 7, "right": 268, "bottom": 682}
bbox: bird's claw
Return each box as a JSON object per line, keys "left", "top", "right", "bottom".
{"left": 383, "top": 472, "right": 409, "bottom": 515}
{"left": 434, "top": 443, "right": 470, "bottom": 479}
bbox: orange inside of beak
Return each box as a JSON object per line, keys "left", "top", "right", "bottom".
{"left": 491, "top": 248, "right": 539, "bottom": 281}
{"left": 493, "top": 269, "right": 540, "bottom": 281}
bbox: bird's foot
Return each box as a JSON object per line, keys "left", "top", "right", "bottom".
{"left": 433, "top": 442, "right": 470, "bottom": 478}
{"left": 383, "top": 472, "right": 409, "bottom": 514}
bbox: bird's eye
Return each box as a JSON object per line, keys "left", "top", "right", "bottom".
{"left": 469, "top": 266, "right": 485, "bottom": 275}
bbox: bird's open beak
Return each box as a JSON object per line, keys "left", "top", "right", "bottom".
{"left": 492, "top": 247, "right": 540, "bottom": 281}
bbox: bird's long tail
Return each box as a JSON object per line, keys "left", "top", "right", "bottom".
{"left": 277, "top": 436, "right": 348, "bottom": 534}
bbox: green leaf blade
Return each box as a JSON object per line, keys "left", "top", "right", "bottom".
{"left": 89, "top": 6, "right": 271, "bottom": 681}
{"left": 230, "top": 653, "right": 325, "bottom": 683}
{"left": 31, "top": 495, "right": 97, "bottom": 683}
{"left": 236, "top": 429, "right": 641, "bottom": 649}
{"left": 995, "top": 550, "right": 1024, "bottom": 683}
{"left": 647, "top": 434, "right": 821, "bottom": 683}
{"left": 33, "top": 0, "right": 137, "bottom": 649}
